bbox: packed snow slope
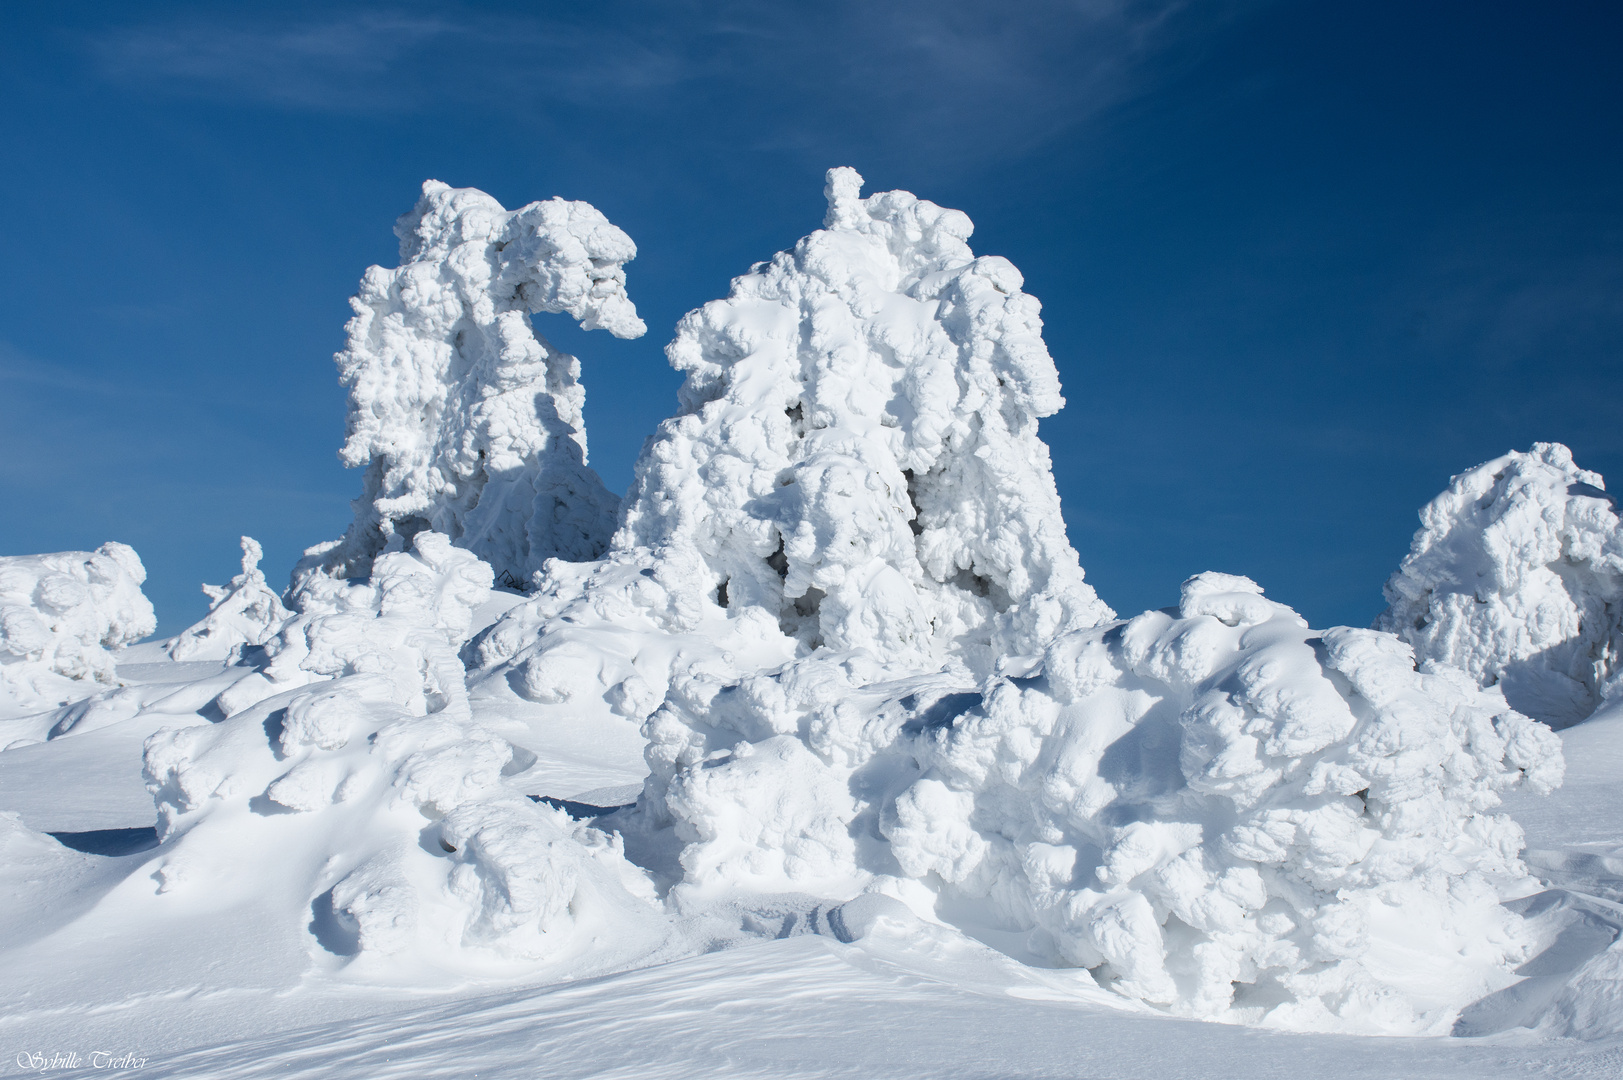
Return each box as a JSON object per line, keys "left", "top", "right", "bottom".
{"left": 3, "top": 171, "right": 1623, "bottom": 1074}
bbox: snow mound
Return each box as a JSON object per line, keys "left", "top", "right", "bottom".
{"left": 144, "top": 531, "right": 665, "bottom": 971}
{"left": 0, "top": 543, "right": 155, "bottom": 711}
{"left": 1377, "top": 443, "right": 1623, "bottom": 728}
{"left": 167, "top": 537, "right": 291, "bottom": 662}
{"left": 639, "top": 572, "right": 1562, "bottom": 1032}
{"left": 614, "top": 166, "right": 1111, "bottom": 676}
{"left": 313, "top": 180, "right": 646, "bottom": 584}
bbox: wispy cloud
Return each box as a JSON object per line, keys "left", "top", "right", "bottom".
{"left": 86, "top": 1, "right": 1235, "bottom": 165}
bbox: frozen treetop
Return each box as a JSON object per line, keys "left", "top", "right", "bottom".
{"left": 1377, "top": 442, "right": 1623, "bottom": 727}
{"left": 617, "top": 167, "right": 1111, "bottom": 672}
{"left": 315, "top": 180, "right": 645, "bottom": 583}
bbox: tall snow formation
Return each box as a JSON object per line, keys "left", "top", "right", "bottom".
{"left": 313, "top": 180, "right": 647, "bottom": 584}
{"left": 638, "top": 571, "right": 1561, "bottom": 1031}
{"left": 1377, "top": 443, "right": 1623, "bottom": 728}
{"left": 167, "top": 537, "right": 292, "bottom": 662}
{"left": 615, "top": 167, "right": 1111, "bottom": 674}
{"left": 0, "top": 543, "right": 155, "bottom": 709}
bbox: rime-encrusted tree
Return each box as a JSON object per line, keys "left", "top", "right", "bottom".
{"left": 616, "top": 167, "right": 1111, "bottom": 674}
{"left": 1376, "top": 442, "right": 1623, "bottom": 727}
{"left": 312, "top": 180, "right": 647, "bottom": 584}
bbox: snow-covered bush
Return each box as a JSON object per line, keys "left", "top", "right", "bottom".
{"left": 642, "top": 573, "right": 1562, "bottom": 1032}
{"left": 167, "top": 537, "right": 291, "bottom": 662}
{"left": 0, "top": 543, "right": 155, "bottom": 709}
{"left": 313, "top": 180, "right": 646, "bottom": 584}
{"left": 1377, "top": 443, "right": 1623, "bottom": 727}
{"left": 144, "top": 530, "right": 665, "bottom": 967}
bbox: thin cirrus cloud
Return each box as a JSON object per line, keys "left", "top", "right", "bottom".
{"left": 85, "top": 1, "right": 1228, "bottom": 166}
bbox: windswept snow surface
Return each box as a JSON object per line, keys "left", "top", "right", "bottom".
{"left": 4, "top": 171, "right": 1623, "bottom": 1076}
{"left": 1377, "top": 442, "right": 1623, "bottom": 728}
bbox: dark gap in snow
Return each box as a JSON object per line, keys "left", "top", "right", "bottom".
{"left": 48, "top": 827, "right": 158, "bottom": 857}
{"left": 900, "top": 692, "right": 984, "bottom": 735}
{"left": 902, "top": 469, "right": 924, "bottom": 536}
{"left": 766, "top": 538, "right": 789, "bottom": 580}
{"left": 529, "top": 794, "right": 637, "bottom": 819}
{"left": 717, "top": 579, "right": 730, "bottom": 609}
{"left": 308, "top": 888, "right": 359, "bottom": 956}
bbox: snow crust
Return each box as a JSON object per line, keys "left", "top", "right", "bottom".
{"left": 0, "top": 543, "right": 155, "bottom": 714}
{"left": 314, "top": 180, "right": 645, "bottom": 584}
{"left": 1377, "top": 443, "right": 1623, "bottom": 728}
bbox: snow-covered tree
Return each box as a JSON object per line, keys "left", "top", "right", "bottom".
{"left": 313, "top": 180, "right": 646, "bottom": 584}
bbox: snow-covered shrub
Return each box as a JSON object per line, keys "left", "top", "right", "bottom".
{"left": 0, "top": 543, "right": 155, "bottom": 708}
{"left": 167, "top": 537, "right": 291, "bottom": 662}
{"left": 1377, "top": 443, "right": 1623, "bottom": 727}
{"left": 144, "top": 530, "right": 665, "bottom": 967}
{"left": 643, "top": 572, "right": 1562, "bottom": 1031}
{"left": 313, "top": 180, "right": 646, "bottom": 584}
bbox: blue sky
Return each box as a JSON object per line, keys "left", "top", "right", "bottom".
{"left": 3, "top": 1, "right": 1620, "bottom": 635}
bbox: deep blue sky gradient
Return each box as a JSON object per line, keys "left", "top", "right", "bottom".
{"left": 3, "top": 1, "right": 1620, "bottom": 635}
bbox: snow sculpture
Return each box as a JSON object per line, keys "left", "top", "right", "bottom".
{"left": 615, "top": 166, "right": 1111, "bottom": 675}
{"left": 167, "top": 537, "right": 291, "bottom": 662}
{"left": 144, "top": 531, "right": 665, "bottom": 967}
{"left": 0, "top": 543, "right": 155, "bottom": 709}
{"left": 314, "top": 180, "right": 646, "bottom": 584}
{"left": 1377, "top": 443, "right": 1623, "bottom": 728}
{"left": 642, "top": 571, "right": 1562, "bottom": 1031}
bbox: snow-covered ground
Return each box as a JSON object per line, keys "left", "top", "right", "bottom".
{"left": 4, "top": 170, "right": 1623, "bottom": 1078}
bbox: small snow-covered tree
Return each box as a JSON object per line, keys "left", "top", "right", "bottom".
{"left": 1376, "top": 442, "right": 1623, "bottom": 727}
{"left": 313, "top": 180, "right": 647, "bottom": 584}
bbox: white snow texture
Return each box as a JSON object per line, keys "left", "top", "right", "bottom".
{"left": 1377, "top": 442, "right": 1623, "bottom": 728}
{"left": 5, "top": 170, "right": 1604, "bottom": 1043}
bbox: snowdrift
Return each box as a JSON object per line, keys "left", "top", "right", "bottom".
{"left": 1, "top": 169, "right": 1607, "bottom": 1042}
{"left": 1378, "top": 443, "right": 1623, "bottom": 728}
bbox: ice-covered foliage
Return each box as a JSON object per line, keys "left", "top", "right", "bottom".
{"left": 0, "top": 543, "right": 155, "bottom": 710}
{"left": 167, "top": 537, "right": 291, "bottom": 662}
{"left": 639, "top": 572, "right": 1562, "bottom": 1031}
{"left": 314, "top": 180, "right": 646, "bottom": 584}
{"left": 614, "top": 167, "right": 1111, "bottom": 675}
{"left": 1377, "top": 443, "right": 1623, "bottom": 728}
{"left": 144, "top": 531, "right": 664, "bottom": 968}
